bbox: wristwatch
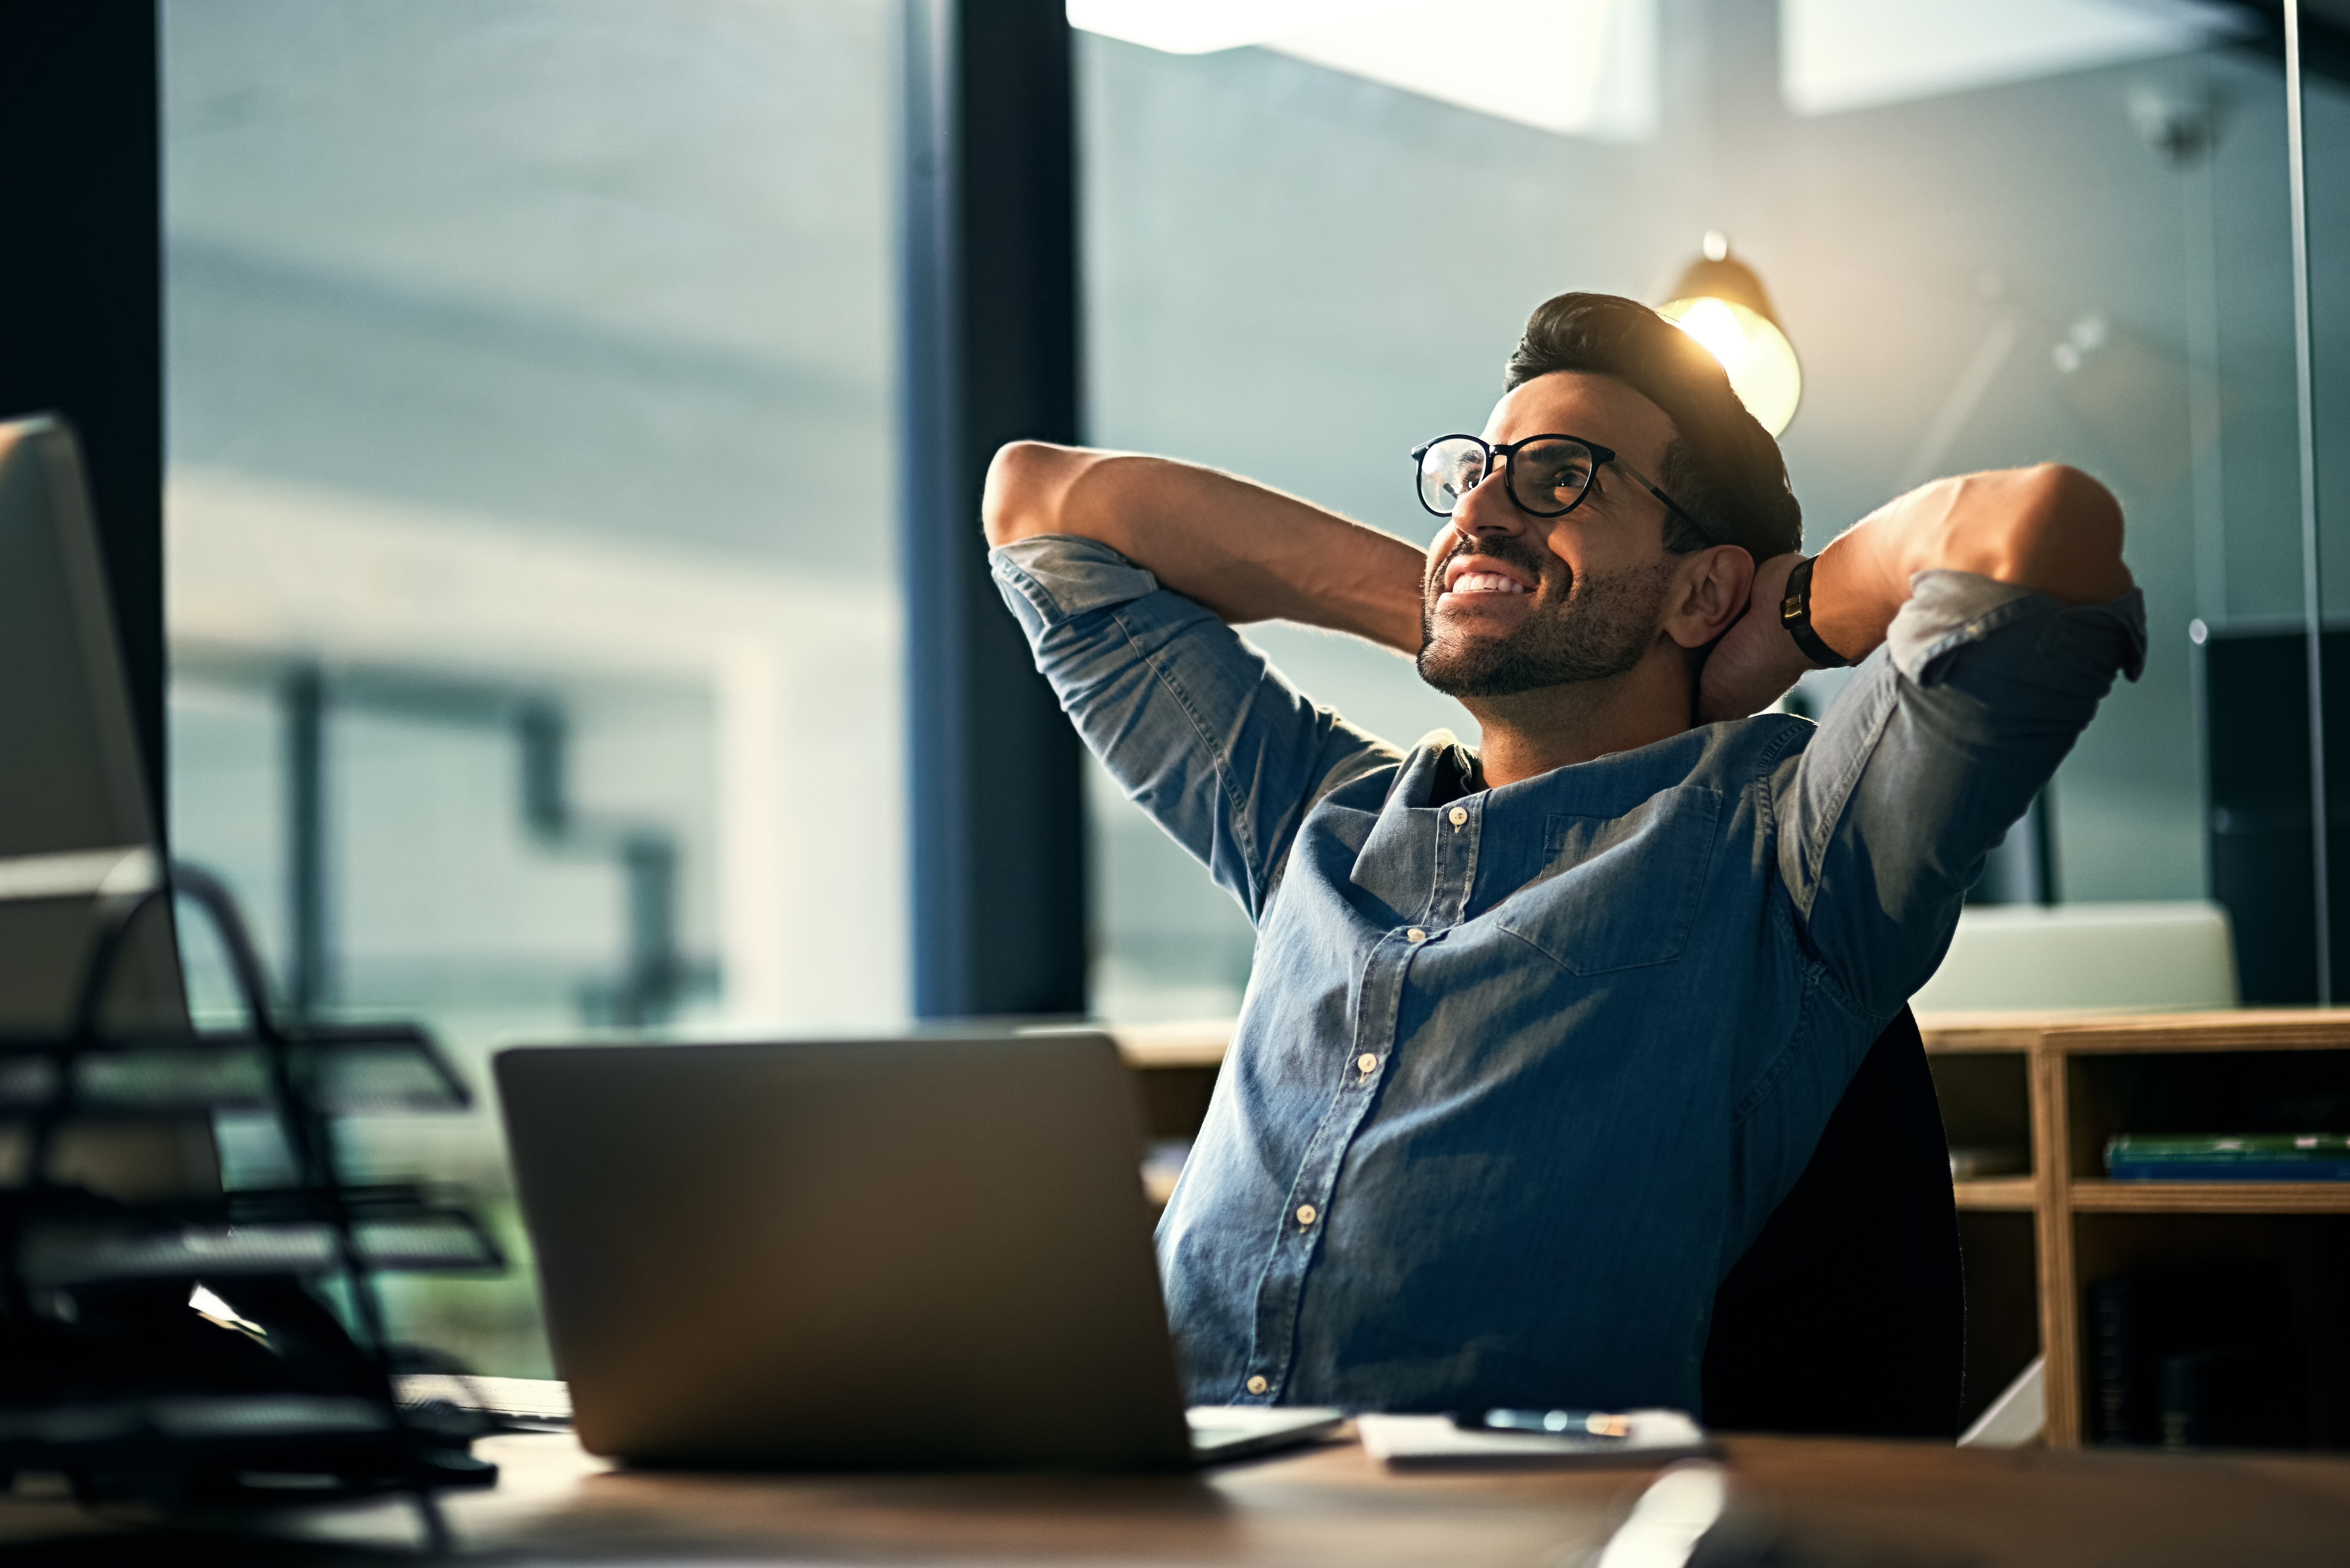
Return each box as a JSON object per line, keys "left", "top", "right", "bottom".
{"left": 1778, "top": 555, "right": 1852, "bottom": 669}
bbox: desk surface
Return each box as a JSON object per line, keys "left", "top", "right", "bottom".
{"left": 9, "top": 1431, "right": 2350, "bottom": 1566}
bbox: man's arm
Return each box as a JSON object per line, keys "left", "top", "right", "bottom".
{"left": 984, "top": 445, "right": 1411, "bottom": 920}
{"left": 982, "top": 442, "right": 1426, "bottom": 653}
{"left": 1700, "top": 464, "right": 2131, "bottom": 721}
{"left": 1757, "top": 463, "right": 2144, "bottom": 1019}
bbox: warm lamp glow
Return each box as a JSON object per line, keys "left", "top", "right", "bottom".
{"left": 1658, "top": 235, "right": 1802, "bottom": 437}
{"left": 1659, "top": 295, "right": 1802, "bottom": 437}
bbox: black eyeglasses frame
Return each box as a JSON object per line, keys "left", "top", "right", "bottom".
{"left": 1408, "top": 432, "right": 1718, "bottom": 545}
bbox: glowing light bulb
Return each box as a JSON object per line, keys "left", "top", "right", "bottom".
{"left": 1671, "top": 297, "right": 1747, "bottom": 367}
{"left": 1660, "top": 294, "right": 1802, "bottom": 437}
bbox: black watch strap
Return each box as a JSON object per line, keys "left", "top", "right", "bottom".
{"left": 1778, "top": 555, "right": 1852, "bottom": 669}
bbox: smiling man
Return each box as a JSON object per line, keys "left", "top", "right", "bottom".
{"left": 981, "top": 292, "right": 2144, "bottom": 1416}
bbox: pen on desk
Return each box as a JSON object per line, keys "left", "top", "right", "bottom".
{"left": 1453, "top": 1408, "right": 1632, "bottom": 1437}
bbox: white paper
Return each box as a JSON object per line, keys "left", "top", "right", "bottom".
{"left": 1358, "top": 1409, "right": 1710, "bottom": 1467}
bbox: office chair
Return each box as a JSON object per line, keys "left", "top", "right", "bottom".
{"left": 1700, "top": 1005, "right": 1964, "bottom": 1439}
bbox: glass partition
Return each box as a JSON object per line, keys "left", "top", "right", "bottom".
{"left": 163, "top": 0, "right": 902, "bottom": 1373}
{"left": 1077, "top": 0, "right": 2343, "bottom": 1019}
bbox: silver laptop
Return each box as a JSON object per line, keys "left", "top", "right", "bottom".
{"left": 495, "top": 1032, "right": 1340, "bottom": 1469}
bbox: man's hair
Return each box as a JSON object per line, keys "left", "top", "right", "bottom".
{"left": 1504, "top": 292, "right": 1802, "bottom": 562}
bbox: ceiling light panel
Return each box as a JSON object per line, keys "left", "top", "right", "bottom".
{"left": 1782, "top": 0, "right": 2247, "bottom": 117}
{"left": 1070, "top": 0, "right": 1658, "bottom": 141}
{"left": 1065, "top": 0, "right": 1427, "bottom": 56}
{"left": 1269, "top": 0, "right": 1655, "bottom": 141}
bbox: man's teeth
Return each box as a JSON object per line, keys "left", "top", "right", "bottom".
{"left": 1452, "top": 571, "right": 1529, "bottom": 595}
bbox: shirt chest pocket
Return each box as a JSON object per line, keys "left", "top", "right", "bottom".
{"left": 1497, "top": 786, "right": 1723, "bottom": 975}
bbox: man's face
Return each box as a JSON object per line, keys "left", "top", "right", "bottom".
{"left": 1417, "top": 372, "right": 1683, "bottom": 699}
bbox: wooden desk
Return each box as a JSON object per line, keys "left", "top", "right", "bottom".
{"left": 10, "top": 1431, "right": 2350, "bottom": 1565}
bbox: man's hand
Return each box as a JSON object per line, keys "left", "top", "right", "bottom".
{"left": 1698, "top": 466, "right": 2132, "bottom": 726}
{"left": 1697, "top": 553, "right": 1811, "bottom": 723}
{"left": 1809, "top": 465, "right": 2131, "bottom": 657}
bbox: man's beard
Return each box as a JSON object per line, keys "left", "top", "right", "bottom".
{"left": 1417, "top": 535, "right": 1676, "bottom": 699}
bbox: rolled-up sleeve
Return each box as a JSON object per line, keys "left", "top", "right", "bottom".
{"left": 991, "top": 536, "right": 1399, "bottom": 922}
{"left": 1775, "top": 569, "right": 2149, "bottom": 1018}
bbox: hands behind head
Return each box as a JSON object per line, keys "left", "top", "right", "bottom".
{"left": 1697, "top": 553, "right": 1815, "bottom": 725}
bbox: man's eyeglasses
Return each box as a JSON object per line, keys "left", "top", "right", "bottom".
{"left": 1410, "top": 433, "right": 1714, "bottom": 542}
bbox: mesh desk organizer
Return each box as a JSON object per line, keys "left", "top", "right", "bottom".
{"left": 0, "top": 863, "right": 503, "bottom": 1547}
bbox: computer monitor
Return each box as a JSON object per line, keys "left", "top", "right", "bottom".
{"left": 0, "top": 413, "right": 209, "bottom": 1196}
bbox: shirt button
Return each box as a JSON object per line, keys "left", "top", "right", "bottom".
{"left": 1406, "top": 928, "right": 1427, "bottom": 944}
{"left": 1357, "top": 1053, "right": 1379, "bottom": 1074}
{"left": 1246, "top": 1375, "right": 1269, "bottom": 1395}
{"left": 1296, "top": 1204, "right": 1318, "bottom": 1226}
{"left": 1449, "top": 806, "right": 1468, "bottom": 826}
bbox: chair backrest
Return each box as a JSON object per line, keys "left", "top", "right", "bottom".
{"left": 1699, "top": 1005, "right": 1963, "bottom": 1438}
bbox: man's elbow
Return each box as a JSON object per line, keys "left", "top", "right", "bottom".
{"left": 2005, "top": 463, "right": 2131, "bottom": 603}
{"left": 2025, "top": 463, "right": 2121, "bottom": 540}
{"left": 981, "top": 440, "right": 1074, "bottom": 549}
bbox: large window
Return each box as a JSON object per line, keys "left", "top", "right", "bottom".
{"left": 1079, "top": 1, "right": 2350, "bottom": 1019}
{"left": 163, "top": 0, "right": 901, "bottom": 1374}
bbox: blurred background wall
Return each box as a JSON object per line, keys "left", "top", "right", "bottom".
{"left": 154, "top": 0, "right": 2346, "bottom": 1367}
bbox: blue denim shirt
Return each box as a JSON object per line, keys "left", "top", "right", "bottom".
{"left": 993, "top": 535, "right": 2146, "bottom": 1415}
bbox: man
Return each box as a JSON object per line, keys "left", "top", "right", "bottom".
{"left": 982, "top": 292, "right": 2143, "bottom": 1415}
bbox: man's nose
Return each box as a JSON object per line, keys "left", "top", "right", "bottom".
{"left": 1452, "top": 462, "right": 1524, "bottom": 540}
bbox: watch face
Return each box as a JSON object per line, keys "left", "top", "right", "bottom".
{"left": 1781, "top": 556, "right": 1812, "bottom": 625}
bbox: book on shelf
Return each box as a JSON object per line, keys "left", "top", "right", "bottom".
{"left": 1949, "top": 1145, "right": 2028, "bottom": 1181}
{"left": 2104, "top": 1132, "right": 2350, "bottom": 1182}
{"left": 2091, "top": 1261, "right": 2304, "bottom": 1449}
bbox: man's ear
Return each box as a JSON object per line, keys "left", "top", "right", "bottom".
{"left": 1663, "top": 545, "right": 1756, "bottom": 650}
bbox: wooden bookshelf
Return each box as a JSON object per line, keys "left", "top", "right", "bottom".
{"left": 2067, "top": 1181, "right": 2350, "bottom": 1213}
{"left": 1106, "top": 1020, "right": 1232, "bottom": 1071}
{"left": 1950, "top": 1178, "right": 2037, "bottom": 1211}
{"left": 1921, "top": 1007, "right": 2350, "bottom": 1449}
{"left": 1112, "top": 1010, "right": 2350, "bottom": 1451}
